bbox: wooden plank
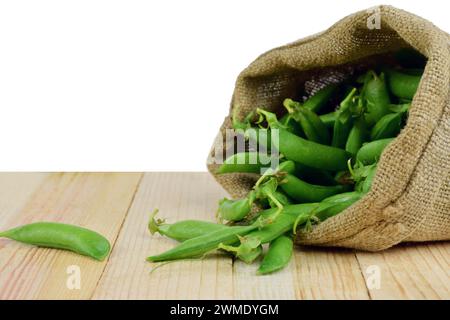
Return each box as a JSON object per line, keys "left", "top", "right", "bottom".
{"left": 292, "top": 246, "right": 370, "bottom": 299}
{"left": 0, "top": 173, "right": 142, "bottom": 300}
{"left": 356, "top": 242, "right": 450, "bottom": 299}
{"left": 93, "top": 172, "right": 234, "bottom": 300}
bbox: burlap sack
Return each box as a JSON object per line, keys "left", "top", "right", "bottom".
{"left": 207, "top": 5, "right": 450, "bottom": 251}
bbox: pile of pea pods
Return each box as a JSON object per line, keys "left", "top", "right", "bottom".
{"left": 147, "top": 63, "right": 422, "bottom": 274}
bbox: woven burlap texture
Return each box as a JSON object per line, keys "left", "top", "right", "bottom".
{"left": 207, "top": 5, "right": 450, "bottom": 251}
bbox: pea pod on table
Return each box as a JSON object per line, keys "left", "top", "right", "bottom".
{"left": 258, "top": 235, "right": 293, "bottom": 275}
{"left": 0, "top": 222, "right": 111, "bottom": 261}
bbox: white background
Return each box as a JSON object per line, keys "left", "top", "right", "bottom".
{"left": 0, "top": 0, "right": 447, "bottom": 171}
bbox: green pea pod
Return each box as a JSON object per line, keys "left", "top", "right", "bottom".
{"left": 275, "top": 128, "right": 351, "bottom": 171}
{"left": 389, "top": 103, "right": 410, "bottom": 113}
{"left": 384, "top": 68, "right": 421, "bottom": 100}
{"left": 258, "top": 235, "right": 293, "bottom": 275}
{"left": 217, "top": 152, "right": 273, "bottom": 174}
{"left": 356, "top": 138, "right": 394, "bottom": 165}
{"left": 147, "top": 224, "right": 259, "bottom": 262}
{"left": 284, "top": 99, "right": 330, "bottom": 144}
{"left": 280, "top": 174, "right": 349, "bottom": 203}
{"left": 257, "top": 109, "right": 351, "bottom": 171}
{"left": 332, "top": 88, "right": 357, "bottom": 148}
{"left": 370, "top": 112, "right": 403, "bottom": 141}
{"left": 148, "top": 210, "right": 228, "bottom": 242}
{"left": 303, "top": 83, "right": 339, "bottom": 113}
{"left": 363, "top": 71, "right": 391, "bottom": 126}
{"left": 319, "top": 111, "right": 336, "bottom": 128}
{"left": 345, "top": 117, "right": 369, "bottom": 156}
{"left": 0, "top": 222, "right": 111, "bottom": 261}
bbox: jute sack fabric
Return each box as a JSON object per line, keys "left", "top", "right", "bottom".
{"left": 207, "top": 5, "right": 450, "bottom": 251}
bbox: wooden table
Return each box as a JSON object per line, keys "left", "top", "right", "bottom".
{"left": 0, "top": 172, "right": 448, "bottom": 300}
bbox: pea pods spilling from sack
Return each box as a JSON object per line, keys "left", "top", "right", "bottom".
{"left": 148, "top": 63, "right": 420, "bottom": 274}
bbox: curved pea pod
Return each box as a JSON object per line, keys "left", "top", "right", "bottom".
{"left": 284, "top": 99, "right": 330, "bottom": 144}
{"left": 258, "top": 235, "right": 293, "bottom": 275}
{"left": 313, "top": 192, "right": 363, "bottom": 221}
{"left": 148, "top": 210, "right": 228, "bottom": 242}
{"left": 384, "top": 68, "right": 421, "bottom": 100}
{"left": 363, "top": 71, "right": 391, "bottom": 126}
{"left": 217, "top": 152, "right": 277, "bottom": 174}
{"left": 370, "top": 112, "right": 403, "bottom": 141}
{"left": 0, "top": 222, "right": 111, "bottom": 261}
{"left": 303, "top": 83, "right": 339, "bottom": 113}
{"left": 356, "top": 138, "right": 394, "bottom": 165}
{"left": 274, "top": 128, "right": 351, "bottom": 171}
{"left": 319, "top": 111, "right": 336, "bottom": 128}
{"left": 345, "top": 117, "right": 369, "bottom": 156}
{"left": 280, "top": 174, "right": 350, "bottom": 203}
{"left": 147, "top": 224, "right": 259, "bottom": 262}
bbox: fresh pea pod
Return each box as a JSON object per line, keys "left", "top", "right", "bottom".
{"left": 362, "top": 71, "right": 391, "bottom": 126}
{"left": 345, "top": 117, "right": 368, "bottom": 156}
{"left": 274, "top": 128, "right": 351, "bottom": 171}
{"left": 148, "top": 210, "right": 228, "bottom": 242}
{"left": 356, "top": 138, "right": 394, "bottom": 165}
{"left": 258, "top": 235, "right": 293, "bottom": 275}
{"left": 147, "top": 224, "right": 260, "bottom": 262}
{"left": 384, "top": 68, "right": 421, "bottom": 100}
{"left": 256, "top": 109, "right": 350, "bottom": 171}
{"left": 0, "top": 222, "right": 111, "bottom": 261}
{"left": 370, "top": 112, "right": 403, "bottom": 140}
{"left": 268, "top": 190, "right": 292, "bottom": 208}
{"left": 319, "top": 111, "right": 336, "bottom": 128}
{"left": 303, "top": 83, "right": 339, "bottom": 113}
{"left": 284, "top": 99, "right": 330, "bottom": 144}
{"left": 217, "top": 152, "right": 272, "bottom": 174}
{"left": 280, "top": 174, "right": 349, "bottom": 203}
{"left": 354, "top": 165, "right": 377, "bottom": 193}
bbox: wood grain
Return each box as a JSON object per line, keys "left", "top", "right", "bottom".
{"left": 0, "top": 173, "right": 142, "bottom": 299}
{"left": 356, "top": 242, "right": 450, "bottom": 299}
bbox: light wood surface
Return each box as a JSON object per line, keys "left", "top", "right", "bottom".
{"left": 0, "top": 172, "right": 448, "bottom": 300}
